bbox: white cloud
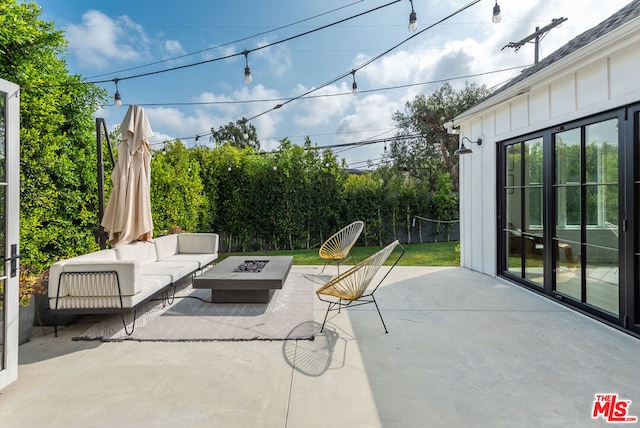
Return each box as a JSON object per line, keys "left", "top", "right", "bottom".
{"left": 291, "top": 82, "right": 353, "bottom": 128}
{"left": 163, "top": 40, "right": 185, "bottom": 55}
{"left": 254, "top": 37, "right": 292, "bottom": 76}
{"left": 335, "top": 93, "right": 399, "bottom": 138}
{"left": 65, "top": 10, "right": 150, "bottom": 69}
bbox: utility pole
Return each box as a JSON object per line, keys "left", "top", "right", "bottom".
{"left": 502, "top": 17, "right": 568, "bottom": 63}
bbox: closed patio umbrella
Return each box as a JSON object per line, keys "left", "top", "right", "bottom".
{"left": 101, "top": 104, "right": 154, "bottom": 247}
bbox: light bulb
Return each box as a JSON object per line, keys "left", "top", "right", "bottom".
{"left": 492, "top": 3, "right": 501, "bottom": 23}
{"left": 352, "top": 81, "right": 358, "bottom": 96}
{"left": 114, "top": 91, "right": 122, "bottom": 107}
{"left": 244, "top": 66, "right": 252, "bottom": 84}
{"left": 408, "top": 11, "right": 417, "bottom": 32}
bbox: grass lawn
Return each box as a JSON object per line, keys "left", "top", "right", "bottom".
{"left": 220, "top": 241, "right": 460, "bottom": 267}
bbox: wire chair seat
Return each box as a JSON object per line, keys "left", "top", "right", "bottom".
{"left": 319, "top": 220, "right": 364, "bottom": 273}
{"left": 316, "top": 240, "right": 405, "bottom": 333}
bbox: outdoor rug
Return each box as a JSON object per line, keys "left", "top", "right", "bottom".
{"left": 73, "top": 267, "right": 316, "bottom": 342}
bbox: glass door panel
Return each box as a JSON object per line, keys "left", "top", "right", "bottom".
{"left": 0, "top": 93, "right": 4, "bottom": 370}
{"left": 0, "top": 78, "right": 19, "bottom": 390}
{"left": 506, "top": 230, "right": 522, "bottom": 275}
{"left": 585, "top": 246, "right": 618, "bottom": 315}
{"left": 553, "top": 118, "right": 619, "bottom": 316}
{"left": 501, "top": 138, "right": 544, "bottom": 286}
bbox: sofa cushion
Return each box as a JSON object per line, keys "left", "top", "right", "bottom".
{"left": 50, "top": 275, "right": 166, "bottom": 310}
{"left": 154, "top": 234, "right": 179, "bottom": 260}
{"left": 74, "top": 249, "right": 118, "bottom": 261}
{"left": 48, "top": 250, "right": 119, "bottom": 301}
{"left": 162, "top": 253, "right": 218, "bottom": 269}
{"left": 114, "top": 241, "right": 158, "bottom": 265}
{"left": 141, "top": 260, "right": 199, "bottom": 283}
{"left": 49, "top": 260, "right": 142, "bottom": 298}
{"left": 178, "top": 233, "right": 218, "bottom": 254}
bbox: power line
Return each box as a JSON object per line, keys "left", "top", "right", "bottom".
{"left": 502, "top": 17, "right": 568, "bottom": 64}
{"left": 170, "top": 0, "right": 485, "bottom": 142}
{"left": 243, "top": 0, "right": 482, "bottom": 123}
{"left": 86, "top": 1, "right": 365, "bottom": 79}
{"left": 89, "top": 0, "right": 402, "bottom": 85}
{"left": 128, "top": 64, "right": 528, "bottom": 108}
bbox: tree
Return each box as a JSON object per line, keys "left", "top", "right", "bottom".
{"left": 211, "top": 118, "right": 260, "bottom": 150}
{"left": 388, "top": 82, "right": 490, "bottom": 192}
{"left": 150, "top": 140, "right": 206, "bottom": 233}
{"left": 0, "top": 0, "right": 107, "bottom": 273}
{"left": 429, "top": 172, "right": 459, "bottom": 241}
{"left": 344, "top": 173, "right": 384, "bottom": 246}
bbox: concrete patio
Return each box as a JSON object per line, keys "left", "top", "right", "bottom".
{"left": 1, "top": 266, "right": 640, "bottom": 427}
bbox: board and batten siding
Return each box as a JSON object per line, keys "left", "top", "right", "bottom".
{"left": 454, "top": 17, "right": 640, "bottom": 276}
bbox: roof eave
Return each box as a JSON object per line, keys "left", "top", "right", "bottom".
{"left": 452, "top": 13, "right": 640, "bottom": 125}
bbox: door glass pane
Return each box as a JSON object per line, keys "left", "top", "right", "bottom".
{"left": 506, "top": 231, "right": 522, "bottom": 277}
{"left": 585, "top": 118, "right": 619, "bottom": 314}
{"left": 507, "top": 143, "right": 522, "bottom": 187}
{"left": 525, "top": 138, "right": 543, "bottom": 185}
{"left": 506, "top": 187, "right": 521, "bottom": 231}
{"left": 525, "top": 187, "right": 542, "bottom": 229}
{"left": 0, "top": 92, "right": 4, "bottom": 182}
{"left": 0, "top": 191, "right": 4, "bottom": 279}
{"left": 524, "top": 234, "right": 544, "bottom": 285}
{"left": 555, "top": 128, "right": 581, "bottom": 184}
{"left": 0, "top": 92, "right": 5, "bottom": 368}
{"left": 586, "top": 184, "right": 618, "bottom": 248}
{"left": 586, "top": 246, "right": 618, "bottom": 315}
{"left": 585, "top": 118, "right": 618, "bottom": 184}
{"left": 502, "top": 138, "right": 544, "bottom": 285}
{"left": 555, "top": 240, "right": 582, "bottom": 301}
{"left": 636, "top": 113, "right": 640, "bottom": 326}
{"left": 555, "top": 185, "right": 581, "bottom": 241}
{"left": 553, "top": 118, "right": 619, "bottom": 316}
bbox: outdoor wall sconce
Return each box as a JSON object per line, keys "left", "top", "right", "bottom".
{"left": 454, "top": 136, "right": 483, "bottom": 156}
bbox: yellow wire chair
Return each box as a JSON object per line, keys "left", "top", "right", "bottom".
{"left": 319, "top": 220, "right": 364, "bottom": 274}
{"left": 316, "top": 240, "right": 405, "bottom": 333}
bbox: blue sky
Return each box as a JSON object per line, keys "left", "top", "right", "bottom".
{"left": 33, "top": 0, "right": 629, "bottom": 168}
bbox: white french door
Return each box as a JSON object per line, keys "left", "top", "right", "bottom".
{"left": 0, "top": 78, "right": 20, "bottom": 390}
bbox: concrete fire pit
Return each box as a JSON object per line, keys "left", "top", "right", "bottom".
{"left": 193, "top": 256, "right": 293, "bottom": 303}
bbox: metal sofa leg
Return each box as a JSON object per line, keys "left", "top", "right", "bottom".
{"left": 121, "top": 310, "right": 137, "bottom": 336}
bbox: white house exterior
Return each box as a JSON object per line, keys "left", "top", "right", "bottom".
{"left": 452, "top": 1, "right": 640, "bottom": 335}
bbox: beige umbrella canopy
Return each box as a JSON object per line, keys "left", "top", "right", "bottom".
{"left": 101, "top": 104, "right": 154, "bottom": 247}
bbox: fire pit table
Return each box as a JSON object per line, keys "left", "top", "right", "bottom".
{"left": 193, "top": 256, "right": 293, "bottom": 303}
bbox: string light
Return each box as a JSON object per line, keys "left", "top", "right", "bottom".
{"left": 492, "top": 1, "right": 501, "bottom": 23}
{"left": 113, "top": 78, "right": 122, "bottom": 107}
{"left": 408, "top": 0, "right": 417, "bottom": 32}
{"left": 351, "top": 71, "right": 359, "bottom": 96}
{"left": 243, "top": 50, "right": 252, "bottom": 84}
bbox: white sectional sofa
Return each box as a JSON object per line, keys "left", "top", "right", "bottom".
{"left": 48, "top": 233, "right": 218, "bottom": 333}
